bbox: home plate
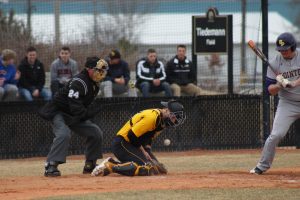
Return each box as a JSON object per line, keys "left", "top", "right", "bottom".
{"left": 286, "top": 180, "right": 298, "bottom": 183}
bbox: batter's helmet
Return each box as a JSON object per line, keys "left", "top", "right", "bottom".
{"left": 276, "top": 32, "right": 297, "bottom": 51}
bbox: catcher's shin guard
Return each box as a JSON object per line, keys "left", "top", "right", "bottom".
{"left": 112, "top": 162, "right": 155, "bottom": 176}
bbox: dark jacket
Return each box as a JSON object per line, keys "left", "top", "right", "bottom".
{"left": 18, "top": 57, "right": 45, "bottom": 91}
{"left": 135, "top": 58, "right": 166, "bottom": 87}
{"left": 105, "top": 59, "right": 130, "bottom": 85}
{"left": 39, "top": 69, "right": 100, "bottom": 125}
{"left": 166, "top": 56, "right": 195, "bottom": 86}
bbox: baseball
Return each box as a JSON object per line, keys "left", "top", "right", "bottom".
{"left": 164, "top": 139, "right": 171, "bottom": 146}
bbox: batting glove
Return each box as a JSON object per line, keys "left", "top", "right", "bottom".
{"left": 276, "top": 75, "right": 290, "bottom": 88}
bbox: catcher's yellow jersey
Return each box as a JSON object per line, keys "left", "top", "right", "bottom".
{"left": 117, "top": 109, "right": 163, "bottom": 144}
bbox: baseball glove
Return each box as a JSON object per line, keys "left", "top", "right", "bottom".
{"left": 151, "top": 159, "right": 168, "bottom": 174}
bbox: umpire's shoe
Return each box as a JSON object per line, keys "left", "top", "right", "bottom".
{"left": 45, "top": 161, "right": 61, "bottom": 177}
{"left": 250, "top": 167, "right": 264, "bottom": 175}
{"left": 83, "top": 160, "right": 97, "bottom": 174}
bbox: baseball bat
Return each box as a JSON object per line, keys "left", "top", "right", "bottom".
{"left": 247, "top": 40, "right": 278, "bottom": 75}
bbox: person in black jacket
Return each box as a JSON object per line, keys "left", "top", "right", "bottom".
{"left": 40, "top": 57, "right": 108, "bottom": 177}
{"left": 18, "top": 47, "right": 51, "bottom": 101}
{"left": 100, "top": 49, "right": 133, "bottom": 97}
{"left": 136, "top": 49, "right": 172, "bottom": 97}
{"left": 166, "top": 45, "right": 202, "bottom": 97}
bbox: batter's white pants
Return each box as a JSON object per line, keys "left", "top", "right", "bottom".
{"left": 257, "top": 99, "right": 300, "bottom": 171}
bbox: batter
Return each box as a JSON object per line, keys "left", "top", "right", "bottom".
{"left": 250, "top": 32, "right": 300, "bottom": 174}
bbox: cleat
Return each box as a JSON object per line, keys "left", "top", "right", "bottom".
{"left": 44, "top": 162, "right": 61, "bottom": 177}
{"left": 91, "top": 157, "right": 115, "bottom": 176}
{"left": 250, "top": 167, "right": 263, "bottom": 175}
{"left": 83, "top": 161, "right": 97, "bottom": 174}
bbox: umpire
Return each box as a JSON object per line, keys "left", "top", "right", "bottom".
{"left": 39, "top": 57, "right": 108, "bottom": 177}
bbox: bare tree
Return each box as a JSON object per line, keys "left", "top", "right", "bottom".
{"left": 95, "top": 0, "right": 157, "bottom": 43}
{"left": 89, "top": 0, "right": 158, "bottom": 59}
{"left": 86, "top": 0, "right": 158, "bottom": 68}
{"left": 0, "top": 9, "right": 32, "bottom": 59}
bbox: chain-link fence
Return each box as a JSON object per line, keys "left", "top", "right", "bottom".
{"left": 0, "top": 0, "right": 283, "bottom": 94}
{"left": 1, "top": 1, "right": 300, "bottom": 159}
{"left": 0, "top": 96, "right": 264, "bottom": 159}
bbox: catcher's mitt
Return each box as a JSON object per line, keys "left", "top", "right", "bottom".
{"left": 151, "top": 159, "right": 168, "bottom": 174}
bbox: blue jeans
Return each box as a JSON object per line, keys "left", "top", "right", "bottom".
{"left": 0, "top": 84, "right": 18, "bottom": 101}
{"left": 139, "top": 81, "right": 172, "bottom": 97}
{"left": 19, "top": 87, "right": 52, "bottom": 101}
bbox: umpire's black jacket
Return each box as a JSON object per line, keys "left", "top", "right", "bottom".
{"left": 39, "top": 69, "right": 100, "bottom": 124}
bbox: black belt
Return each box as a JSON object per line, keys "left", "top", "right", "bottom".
{"left": 114, "top": 135, "right": 124, "bottom": 142}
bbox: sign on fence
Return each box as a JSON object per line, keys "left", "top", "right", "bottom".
{"left": 192, "top": 8, "right": 232, "bottom": 54}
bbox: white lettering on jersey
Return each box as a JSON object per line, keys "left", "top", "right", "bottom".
{"left": 68, "top": 89, "right": 79, "bottom": 99}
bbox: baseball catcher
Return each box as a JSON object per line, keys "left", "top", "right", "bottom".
{"left": 39, "top": 57, "right": 108, "bottom": 177}
{"left": 92, "top": 100, "right": 185, "bottom": 177}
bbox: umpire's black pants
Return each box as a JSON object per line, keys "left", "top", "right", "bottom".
{"left": 47, "top": 114, "right": 103, "bottom": 164}
{"left": 112, "top": 136, "right": 150, "bottom": 165}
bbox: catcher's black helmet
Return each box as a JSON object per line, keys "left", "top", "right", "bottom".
{"left": 161, "top": 100, "right": 186, "bottom": 127}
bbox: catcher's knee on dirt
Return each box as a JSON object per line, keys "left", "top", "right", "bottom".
{"left": 112, "top": 162, "right": 155, "bottom": 176}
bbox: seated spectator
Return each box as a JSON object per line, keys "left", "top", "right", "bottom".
{"left": 166, "top": 45, "right": 201, "bottom": 97}
{"left": 50, "top": 46, "right": 78, "bottom": 97}
{"left": 0, "top": 49, "right": 19, "bottom": 101}
{"left": 100, "top": 49, "right": 135, "bottom": 97}
{"left": 18, "top": 47, "right": 51, "bottom": 101}
{"left": 136, "top": 49, "right": 172, "bottom": 97}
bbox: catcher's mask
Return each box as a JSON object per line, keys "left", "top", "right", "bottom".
{"left": 85, "top": 57, "right": 109, "bottom": 83}
{"left": 161, "top": 100, "right": 186, "bottom": 127}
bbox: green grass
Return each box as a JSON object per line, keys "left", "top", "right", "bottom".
{"left": 0, "top": 150, "right": 300, "bottom": 178}
{"left": 38, "top": 188, "right": 300, "bottom": 200}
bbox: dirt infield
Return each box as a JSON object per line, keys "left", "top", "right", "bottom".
{"left": 1, "top": 149, "right": 300, "bottom": 200}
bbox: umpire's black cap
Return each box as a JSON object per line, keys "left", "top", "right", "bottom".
{"left": 85, "top": 56, "right": 100, "bottom": 69}
{"left": 276, "top": 32, "right": 297, "bottom": 51}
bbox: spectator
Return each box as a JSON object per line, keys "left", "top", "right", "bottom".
{"left": 205, "top": 53, "right": 225, "bottom": 89}
{"left": 207, "top": 53, "right": 224, "bottom": 76}
{"left": 166, "top": 44, "right": 201, "bottom": 97}
{"left": 50, "top": 46, "right": 78, "bottom": 97}
{"left": 100, "top": 49, "right": 134, "bottom": 97}
{"left": 18, "top": 47, "right": 51, "bottom": 101}
{"left": 136, "top": 49, "right": 172, "bottom": 97}
{"left": 0, "top": 49, "right": 19, "bottom": 101}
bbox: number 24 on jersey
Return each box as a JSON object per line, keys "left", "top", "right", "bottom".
{"left": 68, "top": 89, "right": 79, "bottom": 99}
